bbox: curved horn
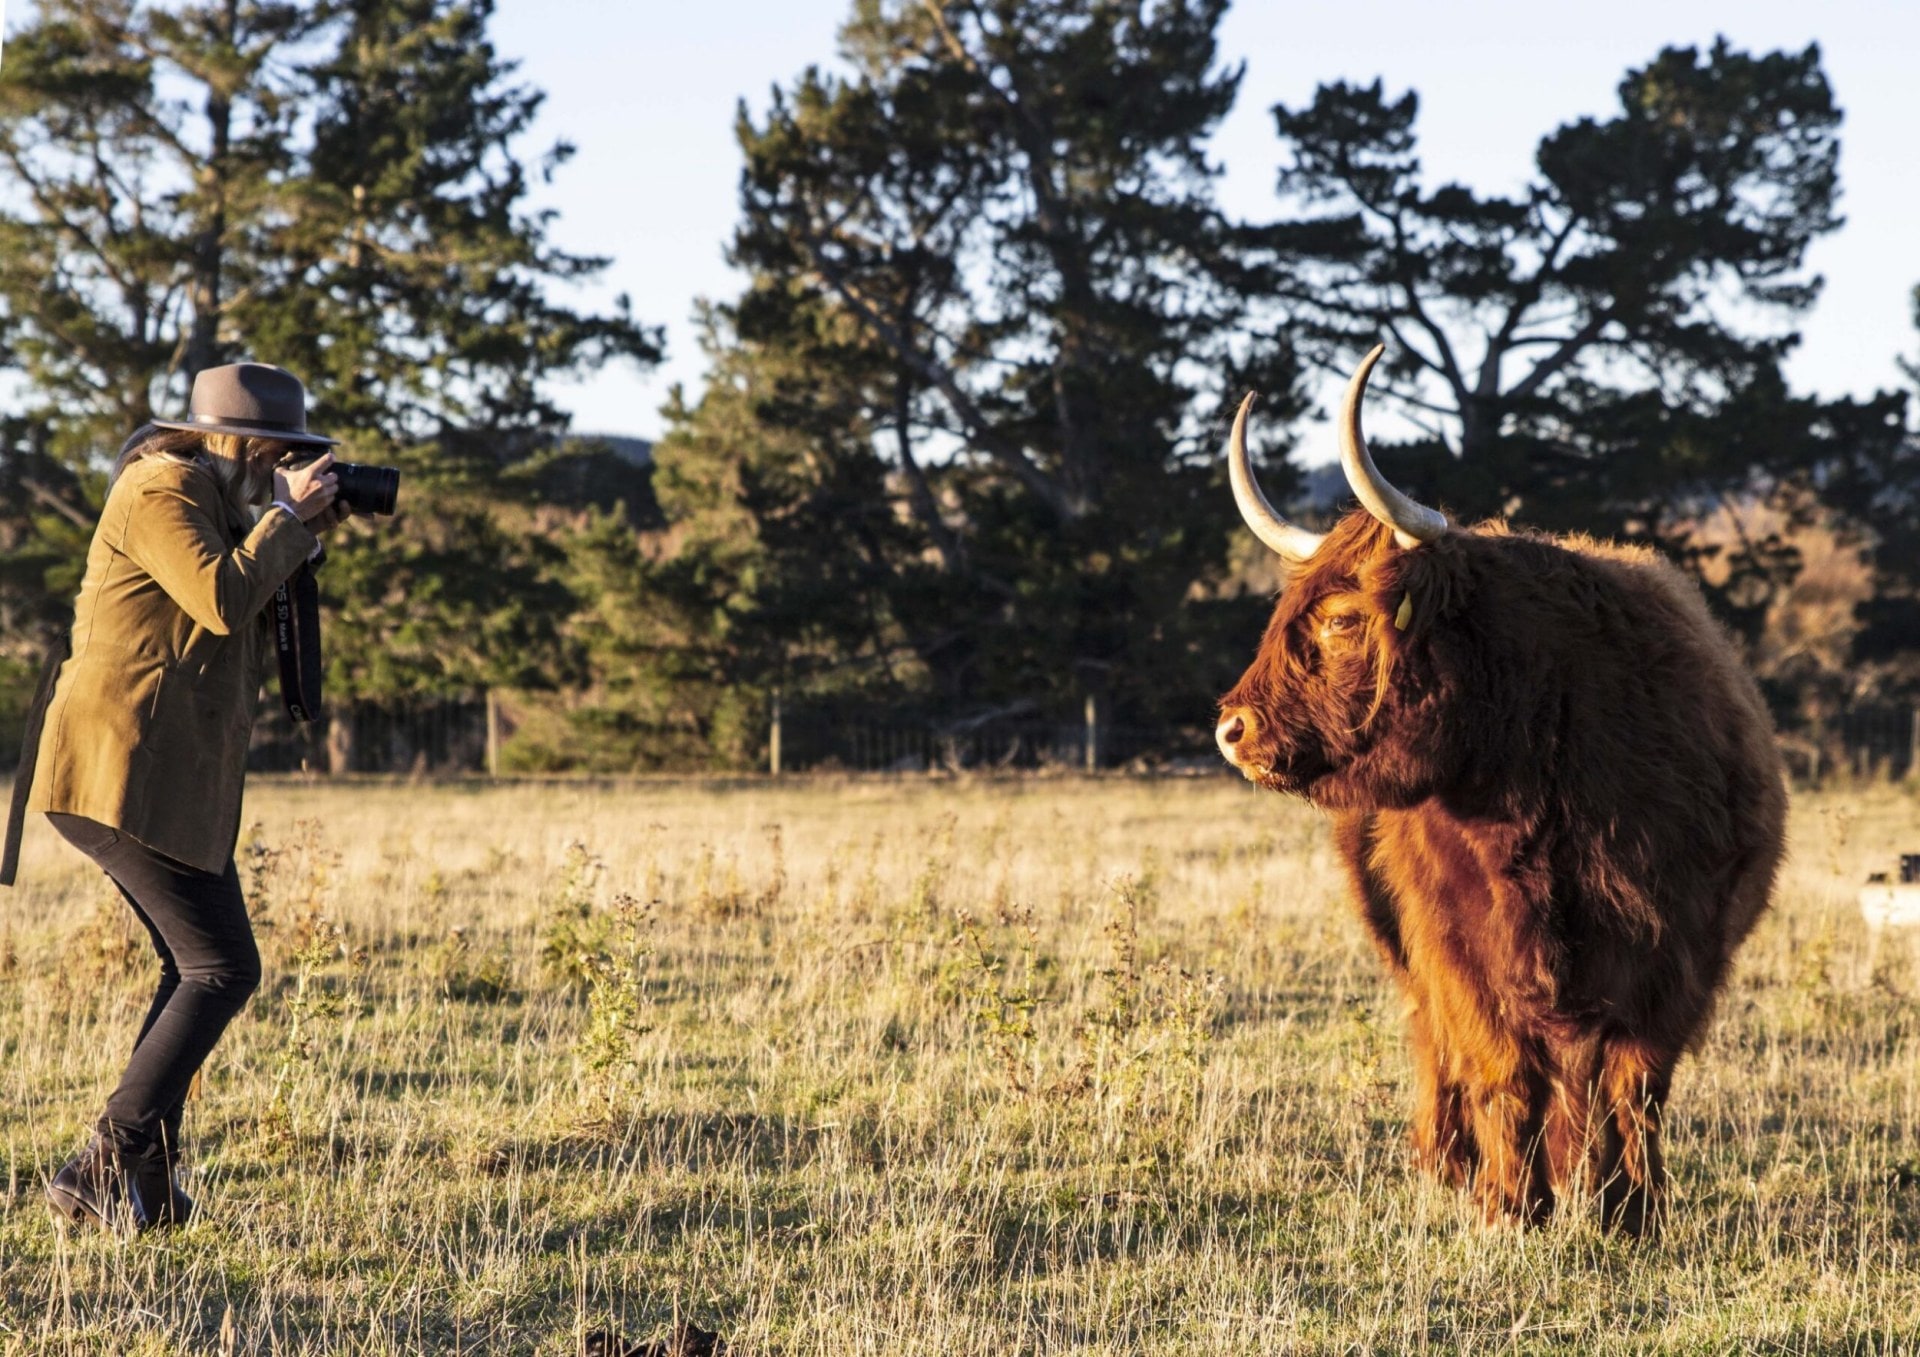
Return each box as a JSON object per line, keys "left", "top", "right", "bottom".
{"left": 1340, "top": 344, "right": 1447, "bottom": 549}
{"left": 1228, "top": 391, "right": 1326, "bottom": 564}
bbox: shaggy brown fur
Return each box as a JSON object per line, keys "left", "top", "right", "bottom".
{"left": 1219, "top": 512, "right": 1787, "bottom": 1233}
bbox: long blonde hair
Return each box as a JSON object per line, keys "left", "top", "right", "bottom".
{"left": 111, "top": 424, "right": 290, "bottom": 525}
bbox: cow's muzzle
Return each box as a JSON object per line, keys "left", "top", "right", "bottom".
{"left": 1216, "top": 705, "right": 1259, "bottom": 772}
{"left": 1217, "top": 705, "right": 1330, "bottom": 791}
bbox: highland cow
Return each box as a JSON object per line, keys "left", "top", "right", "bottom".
{"left": 1217, "top": 346, "right": 1786, "bottom": 1233}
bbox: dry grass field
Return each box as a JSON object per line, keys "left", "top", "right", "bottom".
{"left": 0, "top": 774, "right": 1917, "bottom": 1355}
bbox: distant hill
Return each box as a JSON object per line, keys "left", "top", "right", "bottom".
{"left": 570, "top": 433, "right": 652, "bottom": 467}
{"left": 1294, "top": 462, "right": 1349, "bottom": 513}
{"left": 515, "top": 432, "right": 661, "bottom": 528}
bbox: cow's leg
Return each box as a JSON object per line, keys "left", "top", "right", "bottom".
{"left": 1463, "top": 1040, "right": 1552, "bottom": 1226}
{"left": 1339, "top": 814, "right": 1480, "bottom": 1187}
{"left": 1412, "top": 969, "right": 1546, "bottom": 1221}
{"left": 1598, "top": 1036, "right": 1674, "bottom": 1237}
{"left": 1406, "top": 995, "right": 1475, "bottom": 1187}
{"left": 1541, "top": 1033, "right": 1604, "bottom": 1214}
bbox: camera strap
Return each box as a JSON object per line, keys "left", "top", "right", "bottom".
{"left": 273, "top": 562, "right": 324, "bottom": 723}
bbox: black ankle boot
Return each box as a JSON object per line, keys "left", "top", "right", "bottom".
{"left": 130, "top": 1127, "right": 193, "bottom": 1229}
{"left": 160, "top": 1115, "right": 195, "bottom": 1226}
{"left": 47, "top": 1136, "right": 126, "bottom": 1228}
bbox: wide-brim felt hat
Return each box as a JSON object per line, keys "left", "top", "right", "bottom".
{"left": 149, "top": 362, "right": 338, "bottom": 447}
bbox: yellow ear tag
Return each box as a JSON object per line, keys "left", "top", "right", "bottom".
{"left": 1394, "top": 593, "right": 1413, "bottom": 631}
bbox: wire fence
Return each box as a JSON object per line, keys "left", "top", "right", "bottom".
{"left": 249, "top": 696, "right": 1920, "bottom": 783}
{"left": 1, "top": 689, "right": 1915, "bottom": 783}
{"left": 245, "top": 698, "right": 491, "bottom": 775}
{"left": 772, "top": 712, "right": 1214, "bottom": 775}
{"left": 1778, "top": 704, "right": 1920, "bottom": 783}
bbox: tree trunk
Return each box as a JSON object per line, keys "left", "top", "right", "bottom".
{"left": 182, "top": 1, "right": 238, "bottom": 382}
{"left": 893, "top": 362, "right": 964, "bottom": 573}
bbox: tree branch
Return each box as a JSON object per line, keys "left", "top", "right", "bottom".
{"left": 1507, "top": 310, "right": 1612, "bottom": 404}
{"left": 1478, "top": 202, "right": 1585, "bottom": 401}
{"left": 805, "top": 240, "right": 1073, "bottom": 519}
{"left": 20, "top": 476, "right": 96, "bottom": 530}
{"left": 890, "top": 356, "right": 965, "bottom": 574}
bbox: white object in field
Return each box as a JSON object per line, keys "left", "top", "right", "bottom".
{"left": 1858, "top": 884, "right": 1920, "bottom": 930}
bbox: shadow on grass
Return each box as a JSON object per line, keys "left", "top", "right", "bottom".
{"left": 485, "top": 1111, "right": 833, "bottom": 1180}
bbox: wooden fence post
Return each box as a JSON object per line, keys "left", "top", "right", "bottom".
{"left": 1084, "top": 693, "right": 1098, "bottom": 775}
{"left": 1908, "top": 704, "right": 1919, "bottom": 783}
{"left": 327, "top": 710, "right": 353, "bottom": 777}
{"left": 485, "top": 690, "right": 501, "bottom": 778}
{"left": 770, "top": 689, "right": 783, "bottom": 778}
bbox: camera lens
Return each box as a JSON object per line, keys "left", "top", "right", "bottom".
{"left": 332, "top": 462, "right": 401, "bottom": 516}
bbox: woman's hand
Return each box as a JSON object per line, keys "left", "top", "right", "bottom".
{"left": 273, "top": 453, "right": 338, "bottom": 522}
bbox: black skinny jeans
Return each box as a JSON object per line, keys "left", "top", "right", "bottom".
{"left": 48, "top": 813, "right": 261, "bottom": 1155}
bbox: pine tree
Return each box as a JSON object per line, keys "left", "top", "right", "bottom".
{"left": 1259, "top": 39, "right": 1920, "bottom": 706}
{"left": 245, "top": 0, "right": 661, "bottom": 729}
{"left": 0, "top": 0, "right": 318, "bottom": 438}
{"left": 709, "top": 0, "right": 1299, "bottom": 731}
{"left": 0, "top": 0, "right": 312, "bottom": 662}
{"left": 1837, "top": 289, "right": 1920, "bottom": 700}
{"left": 255, "top": 0, "right": 657, "bottom": 459}
{"left": 1264, "top": 40, "right": 1842, "bottom": 536}
{"left": 0, "top": 0, "right": 660, "bottom": 749}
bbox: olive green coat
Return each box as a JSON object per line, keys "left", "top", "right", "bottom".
{"left": 27, "top": 456, "right": 317, "bottom": 873}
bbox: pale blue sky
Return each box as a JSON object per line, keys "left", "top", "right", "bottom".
{"left": 489, "top": 0, "right": 1920, "bottom": 445}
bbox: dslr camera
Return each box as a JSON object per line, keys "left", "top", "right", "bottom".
{"left": 286, "top": 453, "right": 401, "bottom": 516}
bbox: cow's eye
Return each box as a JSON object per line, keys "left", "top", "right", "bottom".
{"left": 1321, "top": 613, "right": 1360, "bottom": 639}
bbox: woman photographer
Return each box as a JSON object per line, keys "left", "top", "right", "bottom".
{"left": 18, "top": 363, "right": 357, "bottom": 1231}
